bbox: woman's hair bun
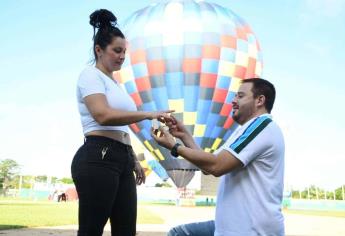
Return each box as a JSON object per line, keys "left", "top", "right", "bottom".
{"left": 89, "top": 9, "right": 117, "bottom": 29}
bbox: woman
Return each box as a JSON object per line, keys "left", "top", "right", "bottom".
{"left": 71, "top": 9, "right": 172, "bottom": 236}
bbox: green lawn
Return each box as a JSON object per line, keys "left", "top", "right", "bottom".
{"left": 2, "top": 199, "right": 345, "bottom": 231}
{"left": 0, "top": 200, "right": 163, "bottom": 230}
{"left": 284, "top": 209, "right": 345, "bottom": 218}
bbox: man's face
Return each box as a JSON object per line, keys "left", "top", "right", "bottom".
{"left": 232, "top": 82, "right": 256, "bottom": 125}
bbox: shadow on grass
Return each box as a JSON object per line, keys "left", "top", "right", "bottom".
{"left": 0, "top": 228, "right": 166, "bottom": 236}
{"left": 0, "top": 225, "right": 26, "bottom": 230}
{"left": 0, "top": 228, "right": 305, "bottom": 236}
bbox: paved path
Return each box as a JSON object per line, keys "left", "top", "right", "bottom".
{"left": 1, "top": 205, "right": 345, "bottom": 235}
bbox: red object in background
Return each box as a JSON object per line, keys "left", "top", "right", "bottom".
{"left": 65, "top": 187, "right": 78, "bottom": 201}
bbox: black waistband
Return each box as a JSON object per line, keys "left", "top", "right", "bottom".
{"left": 85, "top": 135, "right": 132, "bottom": 149}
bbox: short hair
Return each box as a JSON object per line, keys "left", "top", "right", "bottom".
{"left": 242, "top": 78, "right": 276, "bottom": 113}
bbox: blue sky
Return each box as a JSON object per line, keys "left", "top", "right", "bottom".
{"left": 1, "top": 0, "right": 344, "bottom": 189}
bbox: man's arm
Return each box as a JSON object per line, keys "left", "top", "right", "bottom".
{"left": 176, "top": 146, "right": 243, "bottom": 177}
{"left": 151, "top": 127, "right": 243, "bottom": 177}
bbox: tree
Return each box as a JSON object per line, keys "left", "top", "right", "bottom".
{"left": 35, "top": 175, "right": 48, "bottom": 183}
{"left": 0, "top": 159, "right": 20, "bottom": 195}
{"left": 11, "top": 175, "right": 20, "bottom": 189}
{"left": 51, "top": 177, "right": 58, "bottom": 184}
{"left": 291, "top": 190, "right": 301, "bottom": 199}
{"left": 155, "top": 182, "right": 172, "bottom": 188}
{"left": 59, "top": 177, "right": 73, "bottom": 184}
{"left": 21, "top": 175, "right": 35, "bottom": 189}
{"left": 335, "top": 185, "right": 345, "bottom": 200}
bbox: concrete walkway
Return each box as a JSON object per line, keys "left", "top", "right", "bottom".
{"left": 1, "top": 205, "right": 345, "bottom": 236}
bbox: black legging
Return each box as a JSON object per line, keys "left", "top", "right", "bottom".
{"left": 71, "top": 135, "right": 137, "bottom": 236}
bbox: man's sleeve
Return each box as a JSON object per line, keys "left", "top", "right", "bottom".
{"left": 223, "top": 117, "right": 272, "bottom": 166}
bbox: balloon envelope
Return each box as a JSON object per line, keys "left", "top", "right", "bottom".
{"left": 147, "top": 160, "right": 170, "bottom": 182}
{"left": 115, "top": 0, "right": 263, "bottom": 187}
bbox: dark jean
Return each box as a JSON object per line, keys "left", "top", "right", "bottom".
{"left": 167, "top": 220, "right": 215, "bottom": 236}
{"left": 71, "top": 135, "right": 137, "bottom": 236}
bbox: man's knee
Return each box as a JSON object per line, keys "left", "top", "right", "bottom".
{"left": 167, "top": 221, "right": 215, "bottom": 236}
{"left": 167, "top": 227, "right": 177, "bottom": 236}
{"left": 167, "top": 225, "right": 184, "bottom": 236}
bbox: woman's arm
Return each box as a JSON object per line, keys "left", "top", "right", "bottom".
{"left": 84, "top": 94, "right": 172, "bottom": 126}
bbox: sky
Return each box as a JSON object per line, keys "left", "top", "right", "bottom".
{"left": 1, "top": 0, "right": 344, "bottom": 190}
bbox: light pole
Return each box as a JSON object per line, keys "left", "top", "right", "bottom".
{"left": 18, "top": 175, "right": 22, "bottom": 197}
{"left": 307, "top": 187, "right": 310, "bottom": 200}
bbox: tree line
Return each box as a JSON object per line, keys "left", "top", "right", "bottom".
{"left": 1, "top": 158, "right": 344, "bottom": 200}
{"left": 291, "top": 185, "right": 345, "bottom": 200}
{"left": 0, "top": 158, "right": 73, "bottom": 195}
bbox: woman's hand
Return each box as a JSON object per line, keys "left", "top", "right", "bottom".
{"left": 147, "top": 110, "right": 175, "bottom": 123}
{"left": 134, "top": 161, "right": 146, "bottom": 185}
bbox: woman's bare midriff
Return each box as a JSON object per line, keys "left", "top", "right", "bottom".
{"left": 85, "top": 130, "right": 131, "bottom": 145}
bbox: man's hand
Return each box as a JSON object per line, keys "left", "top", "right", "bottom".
{"left": 165, "top": 115, "right": 190, "bottom": 140}
{"left": 163, "top": 115, "right": 199, "bottom": 150}
{"left": 151, "top": 126, "right": 176, "bottom": 150}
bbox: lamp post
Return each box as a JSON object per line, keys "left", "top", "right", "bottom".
{"left": 307, "top": 187, "right": 310, "bottom": 199}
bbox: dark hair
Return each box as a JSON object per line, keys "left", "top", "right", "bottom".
{"left": 242, "top": 78, "right": 276, "bottom": 113}
{"left": 89, "top": 9, "right": 125, "bottom": 61}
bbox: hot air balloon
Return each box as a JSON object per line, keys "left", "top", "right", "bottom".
{"left": 137, "top": 152, "right": 170, "bottom": 181}
{"left": 147, "top": 160, "right": 170, "bottom": 182}
{"left": 136, "top": 153, "right": 153, "bottom": 177}
{"left": 114, "top": 0, "right": 263, "bottom": 187}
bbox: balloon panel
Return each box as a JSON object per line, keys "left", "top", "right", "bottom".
{"left": 147, "top": 160, "right": 169, "bottom": 181}
{"left": 114, "top": 0, "right": 262, "bottom": 187}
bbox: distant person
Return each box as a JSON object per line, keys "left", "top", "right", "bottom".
{"left": 58, "top": 192, "right": 67, "bottom": 202}
{"left": 71, "top": 9, "right": 173, "bottom": 236}
{"left": 152, "top": 78, "right": 285, "bottom": 236}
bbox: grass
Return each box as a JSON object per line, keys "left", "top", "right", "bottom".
{"left": 283, "top": 209, "right": 345, "bottom": 218}
{"left": 0, "top": 199, "right": 163, "bottom": 230}
{"left": 0, "top": 201, "right": 78, "bottom": 230}
{"left": 2, "top": 198, "right": 345, "bottom": 231}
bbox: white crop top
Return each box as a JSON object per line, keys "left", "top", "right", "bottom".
{"left": 76, "top": 66, "right": 137, "bottom": 134}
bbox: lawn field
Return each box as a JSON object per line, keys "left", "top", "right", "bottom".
{"left": 1, "top": 199, "right": 345, "bottom": 231}
{"left": 284, "top": 209, "right": 345, "bottom": 218}
{"left": 0, "top": 200, "right": 163, "bottom": 230}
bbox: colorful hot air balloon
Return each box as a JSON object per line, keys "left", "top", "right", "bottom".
{"left": 137, "top": 152, "right": 169, "bottom": 181}
{"left": 114, "top": 0, "right": 263, "bottom": 187}
{"left": 147, "top": 160, "right": 170, "bottom": 182}
{"left": 136, "top": 153, "right": 153, "bottom": 177}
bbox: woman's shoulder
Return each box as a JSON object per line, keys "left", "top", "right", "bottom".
{"left": 78, "top": 66, "right": 100, "bottom": 81}
{"left": 79, "top": 65, "right": 98, "bottom": 77}
{"left": 77, "top": 66, "right": 104, "bottom": 88}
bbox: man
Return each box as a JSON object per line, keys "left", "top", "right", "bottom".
{"left": 151, "top": 78, "right": 285, "bottom": 236}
